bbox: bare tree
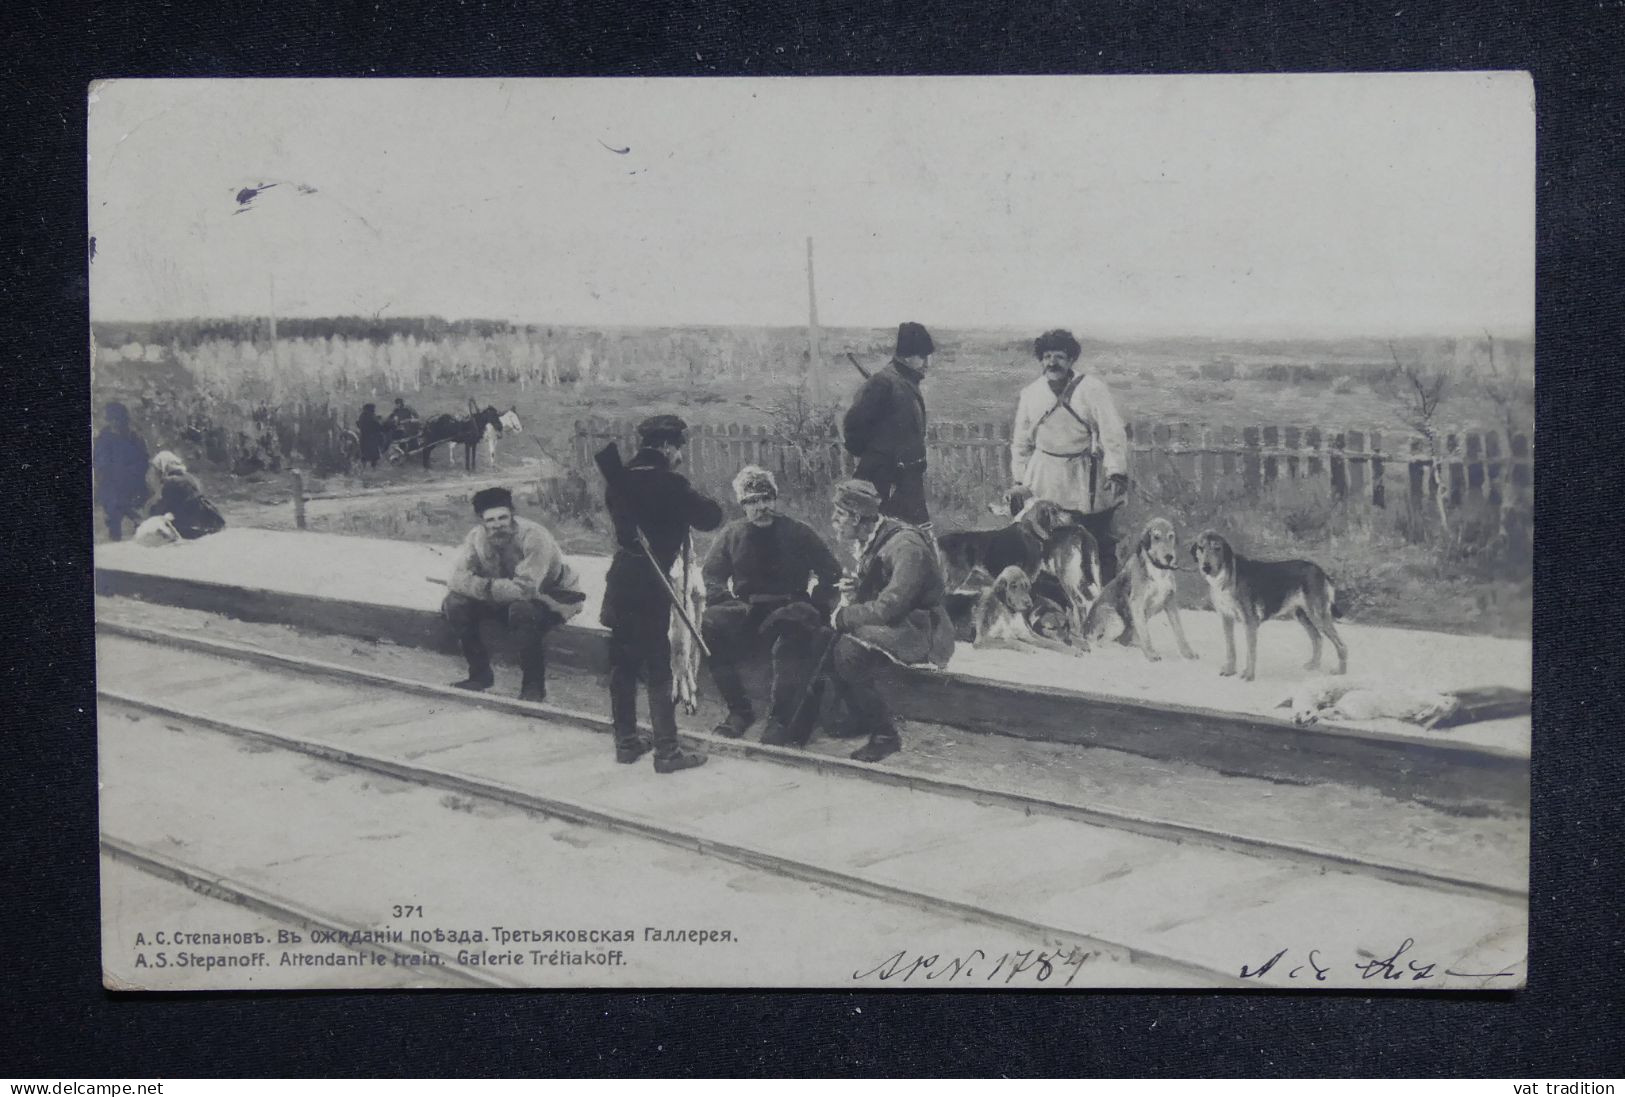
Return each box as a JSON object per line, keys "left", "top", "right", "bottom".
{"left": 1382, "top": 339, "right": 1451, "bottom": 533}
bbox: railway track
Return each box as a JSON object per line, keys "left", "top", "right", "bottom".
{"left": 96, "top": 622, "right": 1528, "bottom": 988}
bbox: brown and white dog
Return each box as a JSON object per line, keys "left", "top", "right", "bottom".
{"left": 971, "top": 565, "right": 1085, "bottom": 656}
{"left": 1189, "top": 530, "right": 1348, "bottom": 682}
{"left": 1079, "top": 517, "right": 1198, "bottom": 663}
{"left": 938, "top": 499, "right": 1102, "bottom": 642}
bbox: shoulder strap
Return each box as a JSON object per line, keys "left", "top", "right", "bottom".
{"left": 1035, "top": 373, "right": 1091, "bottom": 429}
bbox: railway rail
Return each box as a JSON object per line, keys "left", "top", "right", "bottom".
{"left": 96, "top": 623, "right": 1528, "bottom": 988}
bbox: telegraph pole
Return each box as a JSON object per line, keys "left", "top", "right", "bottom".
{"left": 806, "top": 236, "right": 823, "bottom": 404}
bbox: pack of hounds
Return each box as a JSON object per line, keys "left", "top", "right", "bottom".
{"left": 937, "top": 496, "right": 1348, "bottom": 687}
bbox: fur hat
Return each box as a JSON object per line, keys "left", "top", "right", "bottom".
{"left": 832, "top": 478, "right": 883, "bottom": 518}
{"left": 732, "top": 465, "right": 778, "bottom": 504}
{"left": 895, "top": 322, "right": 935, "bottom": 359}
{"left": 471, "top": 486, "right": 515, "bottom": 515}
{"left": 1033, "top": 329, "right": 1082, "bottom": 363}
{"left": 104, "top": 401, "right": 130, "bottom": 425}
{"left": 637, "top": 413, "right": 689, "bottom": 448}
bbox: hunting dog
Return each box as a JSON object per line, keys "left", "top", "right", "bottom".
{"left": 1079, "top": 517, "right": 1198, "bottom": 663}
{"left": 971, "top": 566, "right": 1082, "bottom": 656}
{"left": 1189, "top": 530, "right": 1348, "bottom": 682}
{"left": 938, "top": 499, "right": 1102, "bottom": 642}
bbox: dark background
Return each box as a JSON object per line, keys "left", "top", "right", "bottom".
{"left": 3, "top": 0, "right": 1621, "bottom": 1078}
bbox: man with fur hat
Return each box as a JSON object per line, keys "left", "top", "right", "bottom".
{"left": 1009, "top": 328, "right": 1129, "bottom": 577}
{"left": 443, "top": 486, "right": 584, "bottom": 702}
{"left": 764, "top": 478, "right": 956, "bottom": 763}
{"left": 842, "top": 321, "right": 937, "bottom": 532}
{"left": 700, "top": 464, "right": 844, "bottom": 741}
{"left": 93, "top": 401, "right": 150, "bottom": 541}
{"left": 595, "top": 414, "right": 724, "bottom": 773}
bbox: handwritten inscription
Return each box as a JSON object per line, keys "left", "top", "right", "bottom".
{"left": 1239, "top": 938, "right": 1518, "bottom": 983}
{"left": 853, "top": 946, "right": 1096, "bottom": 986}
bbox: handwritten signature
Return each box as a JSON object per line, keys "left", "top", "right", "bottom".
{"left": 1239, "top": 938, "right": 1518, "bottom": 982}
{"left": 853, "top": 946, "right": 1096, "bottom": 986}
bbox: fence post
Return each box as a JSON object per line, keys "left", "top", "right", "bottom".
{"left": 1261, "top": 425, "right": 1280, "bottom": 489}
{"left": 291, "top": 468, "right": 307, "bottom": 530}
{"left": 1242, "top": 426, "right": 1262, "bottom": 498}
{"left": 1484, "top": 430, "right": 1504, "bottom": 506}
{"left": 1368, "top": 431, "right": 1386, "bottom": 509}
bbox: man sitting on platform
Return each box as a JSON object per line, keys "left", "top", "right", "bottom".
{"left": 764, "top": 478, "right": 957, "bottom": 763}
{"left": 701, "top": 465, "right": 844, "bottom": 742}
{"left": 443, "top": 486, "right": 584, "bottom": 702}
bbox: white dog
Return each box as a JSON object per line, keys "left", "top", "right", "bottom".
{"left": 133, "top": 513, "right": 182, "bottom": 547}
{"left": 1281, "top": 680, "right": 1461, "bottom": 729}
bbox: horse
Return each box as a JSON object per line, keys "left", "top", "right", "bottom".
{"left": 476, "top": 408, "right": 524, "bottom": 466}
{"left": 419, "top": 402, "right": 506, "bottom": 471}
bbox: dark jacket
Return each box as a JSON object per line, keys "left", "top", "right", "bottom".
{"left": 835, "top": 517, "right": 955, "bottom": 668}
{"left": 599, "top": 445, "right": 724, "bottom": 627}
{"left": 151, "top": 472, "right": 226, "bottom": 540}
{"left": 93, "top": 426, "right": 150, "bottom": 509}
{"left": 357, "top": 411, "right": 386, "bottom": 460}
{"left": 842, "top": 360, "right": 928, "bottom": 486}
{"left": 702, "top": 514, "right": 843, "bottom": 615}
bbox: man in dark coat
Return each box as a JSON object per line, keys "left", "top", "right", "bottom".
{"left": 841, "top": 321, "right": 935, "bottom": 531}
{"left": 700, "top": 464, "right": 844, "bottom": 742}
{"left": 92, "top": 402, "right": 150, "bottom": 541}
{"left": 385, "top": 397, "right": 420, "bottom": 438}
{"left": 595, "top": 414, "right": 724, "bottom": 773}
{"left": 149, "top": 452, "right": 227, "bottom": 540}
{"left": 357, "top": 403, "right": 386, "bottom": 468}
{"left": 765, "top": 478, "right": 956, "bottom": 763}
{"left": 442, "top": 486, "right": 584, "bottom": 701}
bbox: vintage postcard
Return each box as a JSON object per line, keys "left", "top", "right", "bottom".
{"left": 91, "top": 75, "right": 1533, "bottom": 990}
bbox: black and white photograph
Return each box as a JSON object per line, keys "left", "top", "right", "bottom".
{"left": 89, "top": 75, "right": 1533, "bottom": 990}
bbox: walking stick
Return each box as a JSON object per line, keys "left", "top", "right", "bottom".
{"left": 787, "top": 627, "right": 841, "bottom": 738}
{"left": 635, "top": 528, "right": 711, "bottom": 659}
{"left": 845, "top": 352, "right": 873, "bottom": 380}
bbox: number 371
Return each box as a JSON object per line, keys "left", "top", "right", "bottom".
{"left": 393, "top": 904, "right": 423, "bottom": 918}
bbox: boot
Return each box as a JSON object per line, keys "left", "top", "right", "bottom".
{"left": 452, "top": 665, "right": 494, "bottom": 691}
{"left": 649, "top": 683, "right": 706, "bottom": 773}
{"left": 653, "top": 750, "right": 708, "bottom": 774}
{"left": 708, "top": 662, "right": 753, "bottom": 738}
{"left": 455, "top": 630, "right": 493, "bottom": 690}
{"left": 850, "top": 735, "right": 900, "bottom": 763}
{"left": 616, "top": 739, "right": 653, "bottom": 764}
{"left": 758, "top": 719, "right": 797, "bottom": 747}
{"left": 518, "top": 644, "right": 547, "bottom": 703}
{"left": 713, "top": 707, "right": 753, "bottom": 739}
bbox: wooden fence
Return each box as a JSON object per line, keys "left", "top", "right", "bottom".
{"left": 571, "top": 417, "right": 1533, "bottom": 515}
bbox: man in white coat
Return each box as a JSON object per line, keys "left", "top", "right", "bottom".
{"left": 1009, "top": 329, "right": 1130, "bottom": 578}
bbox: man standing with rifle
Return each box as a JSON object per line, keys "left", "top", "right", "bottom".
{"left": 595, "top": 414, "right": 724, "bottom": 773}
{"left": 842, "top": 321, "right": 936, "bottom": 536}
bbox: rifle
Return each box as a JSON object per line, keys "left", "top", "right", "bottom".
{"left": 594, "top": 441, "right": 711, "bottom": 657}
{"left": 635, "top": 528, "right": 711, "bottom": 658}
{"left": 845, "top": 352, "right": 873, "bottom": 380}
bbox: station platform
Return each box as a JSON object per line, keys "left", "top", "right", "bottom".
{"left": 94, "top": 528, "right": 1532, "bottom": 808}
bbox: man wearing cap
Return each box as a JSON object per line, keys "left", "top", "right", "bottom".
{"left": 771, "top": 478, "right": 955, "bottom": 763}
{"left": 595, "top": 414, "right": 725, "bottom": 773}
{"left": 93, "top": 401, "right": 151, "bottom": 541}
{"left": 1009, "top": 328, "right": 1130, "bottom": 579}
{"left": 700, "top": 465, "right": 844, "bottom": 741}
{"left": 842, "top": 322, "right": 936, "bottom": 532}
{"left": 443, "top": 486, "right": 584, "bottom": 702}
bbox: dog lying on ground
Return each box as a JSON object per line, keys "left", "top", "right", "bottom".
{"left": 1079, "top": 516, "right": 1198, "bottom": 662}
{"left": 971, "top": 566, "right": 1085, "bottom": 656}
{"left": 1280, "top": 680, "right": 1458, "bottom": 728}
{"left": 132, "top": 513, "right": 182, "bottom": 546}
{"left": 1189, "top": 529, "right": 1347, "bottom": 682}
{"left": 939, "top": 499, "right": 1102, "bottom": 641}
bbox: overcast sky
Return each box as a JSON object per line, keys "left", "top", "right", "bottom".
{"left": 88, "top": 74, "right": 1533, "bottom": 338}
